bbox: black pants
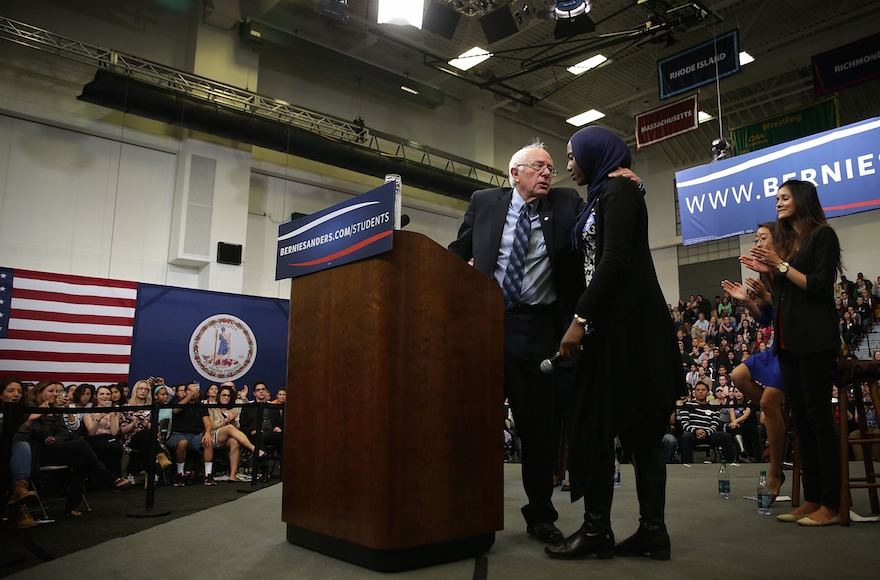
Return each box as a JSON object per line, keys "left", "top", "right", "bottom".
{"left": 581, "top": 412, "right": 668, "bottom": 528}
{"left": 41, "top": 438, "right": 114, "bottom": 512}
{"left": 503, "top": 306, "right": 559, "bottom": 526}
{"left": 247, "top": 430, "right": 283, "bottom": 475}
{"left": 778, "top": 348, "right": 840, "bottom": 509}
{"left": 86, "top": 434, "right": 123, "bottom": 478}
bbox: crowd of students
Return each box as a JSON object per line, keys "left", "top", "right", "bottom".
{"left": 1, "top": 376, "right": 284, "bottom": 528}
{"left": 663, "top": 272, "right": 879, "bottom": 486}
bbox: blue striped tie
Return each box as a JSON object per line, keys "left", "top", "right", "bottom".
{"left": 502, "top": 202, "right": 532, "bottom": 310}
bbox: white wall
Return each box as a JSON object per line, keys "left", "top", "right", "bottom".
{"left": 0, "top": 115, "right": 176, "bottom": 281}
{"left": 1, "top": 1, "right": 877, "bottom": 302}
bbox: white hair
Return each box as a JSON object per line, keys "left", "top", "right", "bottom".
{"left": 508, "top": 138, "right": 547, "bottom": 187}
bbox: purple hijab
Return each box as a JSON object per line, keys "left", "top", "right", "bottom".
{"left": 570, "top": 126, "right": 632, "bottom": 249}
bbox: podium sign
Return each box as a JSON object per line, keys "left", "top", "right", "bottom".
{"left": 275, "top": 182, "right": 395, "bottom": 280}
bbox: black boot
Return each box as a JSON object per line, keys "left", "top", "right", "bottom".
{"left": 616, "top": 446, "right": 670, "bottom": 560}
{"left": 544, "top": 515, "right": 614, "bottom": 560}
{"left": 614, "top": 519, "right": 670, "bottom": 560}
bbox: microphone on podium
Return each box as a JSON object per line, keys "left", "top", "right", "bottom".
{"left": 540, "top": 352, "right": 563, "bottom": 374}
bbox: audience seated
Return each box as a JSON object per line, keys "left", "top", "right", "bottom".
{"left": 70, "top": 383, "right": 96, "bottom": 435}
{"left": 849, "top": 382, "right": 879, "bottom": 461}
{"left": 691, "top": 311, "right": 710, "bottom": 342}
{"left": 17, "top": 382, "right": 131, "bottom": 517}
{"left": 82, "top": 385, "right": 124, "bottom": 478}
{"left": 209, "top": 385, "right": 266, "bottom": 482}
{"left": 2, "top": 377, "right": 39, "bottom": 528}
{"left": 120, "top": 380, "right": 172, "bottom": 483}
{"left": 678, "top": 382, "right": 736, "bottom": 464}
{"left": 167, "top": 382, "right": 217, "bottom": 486}
{"left": 241, "top": 381, "right": 283, "bottom": 482}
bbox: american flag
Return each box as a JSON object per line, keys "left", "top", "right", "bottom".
{"left": 0, "top": 267, "right": 138, "bottom": 384}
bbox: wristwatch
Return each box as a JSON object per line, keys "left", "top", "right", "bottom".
{"left": 777, "top": 261, "right": 790, "bottom": 274}
{"left": 573, "top": 314, "right": 589, "bottom": 327}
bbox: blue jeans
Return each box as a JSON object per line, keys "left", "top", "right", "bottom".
{"left": 679, "top": 430, "right": 736, "bottom": 464}
{"left": 10, "top": 441, "right": 32, "bottom": 482}
{"left": 662, "top": 433, "right": 678, "bottom": 463}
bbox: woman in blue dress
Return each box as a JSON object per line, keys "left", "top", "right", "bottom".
{"left": 722, "top": 222, "right": 786, "bottom": 501}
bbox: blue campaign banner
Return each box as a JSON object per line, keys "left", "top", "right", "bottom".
{"left": 275, "top": 182, "right": 395, "bottom": 280}
{"left": 129, "top": 284, "right": 290, "bottom": 395}
{"left": 812, "top": 32, "right": 880, "bottom": 95}
{"left": 658, "top": 30, "right": 739, "bottom": 100}
{"left": 676, "top": 117, "right": 880, "bottom": 245}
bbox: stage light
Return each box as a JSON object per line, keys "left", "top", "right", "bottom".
{"left": 739, "top": 51, "right": 755, "bottom": 65}
{"left": 448, "top": 47, "right": 492, "bottom": 71}
{"left": 566, "top": 54, "right": 607, "bottom": 75}
{"left": 378, "top": 0, "right": 425, "bottom": 29}
{"left": 554, "top": 0, "right": 591, "bottom": 19}
{"left": 566, "top": 109, "right": 605, "bottom": 126}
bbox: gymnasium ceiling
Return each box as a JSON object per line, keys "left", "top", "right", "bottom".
{"left": 244, "top": 0, "right": 880, "bottom": 165}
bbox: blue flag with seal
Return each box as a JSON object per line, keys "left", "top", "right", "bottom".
{"left": 276, "top": 182, "right": 395, "bottom": 280}
{"left": 128, "top": 284, "right": 290, "bottom": 395}
{"left": 676, "top": 116, "right": 880, "bottom": 245}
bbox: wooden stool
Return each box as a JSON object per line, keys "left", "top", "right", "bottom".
{"left": 836, "top": 360, "right": 880, "bottom": 526}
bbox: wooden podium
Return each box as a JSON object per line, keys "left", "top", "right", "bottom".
{"left": 282, "top": 231, "right": 504, "bottom": 572}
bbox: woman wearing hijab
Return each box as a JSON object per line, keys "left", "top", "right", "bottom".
{"left": 545, "top": 126, "right": 684, "bottom": 561}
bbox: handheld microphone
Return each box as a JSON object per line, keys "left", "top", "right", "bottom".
{"left": 540, "top": 352, "right": 563, "bottom": 374}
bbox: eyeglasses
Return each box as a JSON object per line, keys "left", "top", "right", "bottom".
{"left": 219, "top": 393, "right": 231, "bottom": 397}
{"left": 518, "top": 162, "right": 558, "bottom": 177}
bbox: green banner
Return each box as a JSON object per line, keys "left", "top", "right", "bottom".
{"left": 730, "top": 98, "right": 839, "bottom": 155}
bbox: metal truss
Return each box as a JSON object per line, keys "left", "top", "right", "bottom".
{"left": 0, "top": 16, "right": 507, "bottom": 187}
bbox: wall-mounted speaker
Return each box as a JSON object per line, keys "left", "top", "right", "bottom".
{"left": 217, "top": 242, "right": 243, "bottom": 265}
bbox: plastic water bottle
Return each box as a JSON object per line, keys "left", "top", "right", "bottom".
{"left": 718, "top": 460, "right": 730, "bottom": 499}
{"left": 757, "top": 470, "right": 772, "bottom": 515}
{"left": 613, "top": 457, "right": 621, "bottom": 489}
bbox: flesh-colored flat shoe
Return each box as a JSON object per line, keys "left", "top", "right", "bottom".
{"left": 777, "top": 511, "right": 814, "bottom": 522}
{"left": 797, "top": 514, "right": 840, "bottom": 526}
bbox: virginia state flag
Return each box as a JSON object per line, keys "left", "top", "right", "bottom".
{"left": 129, "top": 284, "right": 289, "bottom": 392}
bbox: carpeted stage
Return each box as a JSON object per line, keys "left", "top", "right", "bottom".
{"left": 4, "top": 462, "right": 878, "bottom": 579}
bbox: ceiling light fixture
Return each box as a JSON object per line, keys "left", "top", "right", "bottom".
{"left": 378, "top": 0, "right": 425, "bottom": 29}
{"left": 400, "top": 85, "right": 419, "bottom": 95}
{"left": 739, "top": 51, "right": 755, "bottom": 65}
{"left": 554, "top": 0, "right": 592, "bottom": 19}
{"left": 698, "top": 111, "right": 714, "bottom": 123}
{"left": 448, "top": 47, "right": 492, "bottom": 71}
{"left": 566, "top": 54, "right": 608, "bottom": 75}
{"left": 566, "top": 109, "right": 605, "bottom": 126}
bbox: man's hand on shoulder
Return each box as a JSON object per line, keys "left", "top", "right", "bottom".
{"left": 608, "top": 167, "right": 642, "bottom": 188}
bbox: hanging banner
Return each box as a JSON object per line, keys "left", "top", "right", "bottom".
{"left": 730, "top": 98, "right": 839, "bottom": 155}
{"left": 635, "top": 94, "right": 699, "bottom": 149}
{"left": 812, "top": 32, "right": 880, "bottom": 95}
{"left": 658, "top": 30, "right": 740, "bottom": 100}
{"left": 275, "top": 182, "right": 395, "bottom": 280}
{"left": 676, "top": 117, "right": 880, "bottom": 246}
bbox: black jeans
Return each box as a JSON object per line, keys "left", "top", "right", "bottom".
{"left": 778, "top": 348, "right": 840, "bottom": 509}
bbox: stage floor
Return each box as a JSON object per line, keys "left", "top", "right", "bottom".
{"left": 5, "top": 461, "right": 879, "bottom": 579}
